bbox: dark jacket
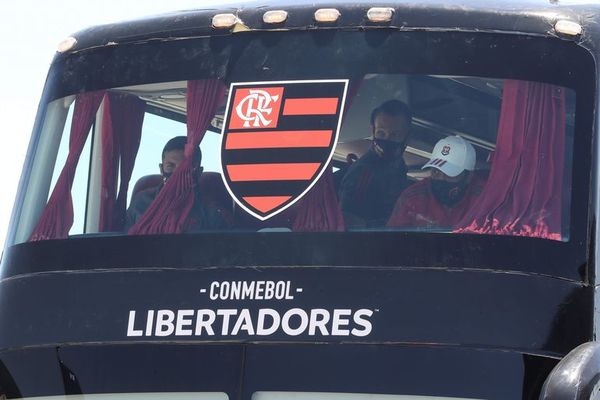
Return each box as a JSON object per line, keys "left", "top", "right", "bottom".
{"left": 125, "top": 184, "right": 232, "bottom": 232}
{"left": 338, "top": 148, "right": 410, "bottom": 227}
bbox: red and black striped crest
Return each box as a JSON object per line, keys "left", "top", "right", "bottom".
{"left": 221, "top": 80, "right": 348, "bottom": 220}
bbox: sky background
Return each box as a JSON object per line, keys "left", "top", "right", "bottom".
{"left": 0, "top": 1, "right": 226, "bottom": 248}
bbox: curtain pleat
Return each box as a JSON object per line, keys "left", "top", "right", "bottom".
{"left": 128, "top": 80, "right": 225, "bottom": 235}
{"left": 30, "top": 91, "right": 105, "bottom": 241}
{"left": 455, "top": 80, "right": 566, "bottom": 240}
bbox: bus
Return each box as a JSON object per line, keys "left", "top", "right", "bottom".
{"left": 1, "top": 1, "right": 599, "bottom": 399}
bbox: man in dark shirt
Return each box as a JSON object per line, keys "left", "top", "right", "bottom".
{"left": 126, "top": 136, "right": 231, "bottom": 232}
{"left": 338, "top": 100, "right": 412, "bottom": 227}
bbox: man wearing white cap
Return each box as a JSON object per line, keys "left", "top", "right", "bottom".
{"left": 387, "top": 135, "right": 485, "bottom": 228}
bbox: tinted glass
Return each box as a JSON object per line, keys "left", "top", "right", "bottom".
{"left": 4, "top": 31, "right": 594, "bottom": 279}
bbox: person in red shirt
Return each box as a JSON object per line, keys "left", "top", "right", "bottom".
{"left": 387, "top": 135, "right": 484, "bottom": 229}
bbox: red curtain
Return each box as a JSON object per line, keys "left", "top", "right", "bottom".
{"left": 99, "top": 93, "right": 145, "bottom": 231}
{"left": 30, "top": 91, "right": 105, "bottom": 241}
{"left": 292, "top": 169, "right": 345, "bottom": 231}
{"left": 292, "top": 79, "right": 363, "bottom": 232}
{"left": 455, "top": 80, "right": 566, "bottom": 240}
{"left": 128, "top": 80, "right": 225, "bottom": 235}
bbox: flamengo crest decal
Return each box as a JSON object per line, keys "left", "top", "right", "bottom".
{"left": 221, "top": 80, "right": 348, "bottom": 220}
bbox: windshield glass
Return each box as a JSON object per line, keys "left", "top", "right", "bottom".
{"left": 6, "top": 30, "right": 593, "bottom": 277}
{"left": 12, "top": 34, "right": 582, "bottom": 245}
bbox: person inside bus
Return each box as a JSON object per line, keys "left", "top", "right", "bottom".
{"left": 125, "top": 136, "right": 231, "bottom": 232}
{"left": 387, "top": 135, "right": 485, "bottom": 228}
{"left": 338, "top": 100, "right": 412, "bottom": 228}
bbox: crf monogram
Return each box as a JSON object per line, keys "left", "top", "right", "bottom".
{"left": 235, "top": 89, "right": 280, "bottom": 128}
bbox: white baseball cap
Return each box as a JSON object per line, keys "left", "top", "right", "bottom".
{"left": 422, "top": 135, "right": 476, "bottom": 177}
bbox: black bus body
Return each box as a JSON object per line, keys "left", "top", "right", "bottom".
{"left": 1, "top": 1, "right": 600, "bottom": 399}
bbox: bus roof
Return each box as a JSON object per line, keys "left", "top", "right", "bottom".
{"left": 60, "top": 0, "right": 600, "bottom": 55}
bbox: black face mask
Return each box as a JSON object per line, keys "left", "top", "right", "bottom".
{"left": 431, "top": 178, "right": 468, "bottom": 207}
{"left": 374, "top": 139, "right": 405, "bottom": 162}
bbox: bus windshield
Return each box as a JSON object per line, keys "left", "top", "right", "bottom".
{"left": 6, "top": 30, "right": 593, "bottom": 278}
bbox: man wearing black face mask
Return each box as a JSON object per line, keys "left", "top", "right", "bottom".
{"left": 387, "top": 136, "right": 484, "bottom": 228}
{"left": 338, "top": 100, "right": 412, "bottom": 227}
{"left": 125, "top": 136, "right": 231, "bottom": 231}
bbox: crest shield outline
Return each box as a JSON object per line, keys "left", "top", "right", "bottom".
{"left": 220, "top": 79, "right": 349, "bottom": 221}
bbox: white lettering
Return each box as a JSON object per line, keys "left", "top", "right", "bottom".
{"left": 145, "top": 310, "right": 155, "bottom": 336}
{"left": 209, "top": 282, "right": 219, "bottom": 300}
{"left": 127, "top": 310, "right": 143, "bottom": 337}
{"left": 219, "top": 282, "right": 230, "bottom": 300}
{"left": 230, "top": 281, "right": 241, "bottom": 300}
{"left": 275, "top": 281, "right": 286, "bottom": 299}
{"left": 255, "top": 281, "right": 265, "bottom": 300}
{"left": 231, "top": 309, "right": 255, "bottom": 335}
{"left": 351, "top": 309, "right": 373, "bottom": 337}
{"left": 331, "top": 309, "right": 351, "bottom": 336}
{"left": 195, "top": 309, "right": 216, "bottom": 335}
{"left": 205, "top": 281, "right": 296, "bottom": 300}
{"left": 265, "top": 281, "right": 275, "bottom": 299}
{"left": 217, "top": 309, "right": 237, "bottom": 335}
{"left": 257, "top": 308, "right": 281, "bottom": 335}
{"left": 308, "top": 308, "right": 330, "bottom": 336}
{"left": 285, "top": 281, "right": 294, "bottom": 299}
{"left": 125, "top": 307, "right": 374, "bottom": 338}
{"left": 155, "top": 310, "right": 175, "bottom": 337}
{"left": 175, "top": 310, "right": 194, "bottom": 336}
{"left": 242, "top": 281, "right": 255, "bottom": 299}
{"left": 282, "top": 308, "right": 309, "bottom": 336}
